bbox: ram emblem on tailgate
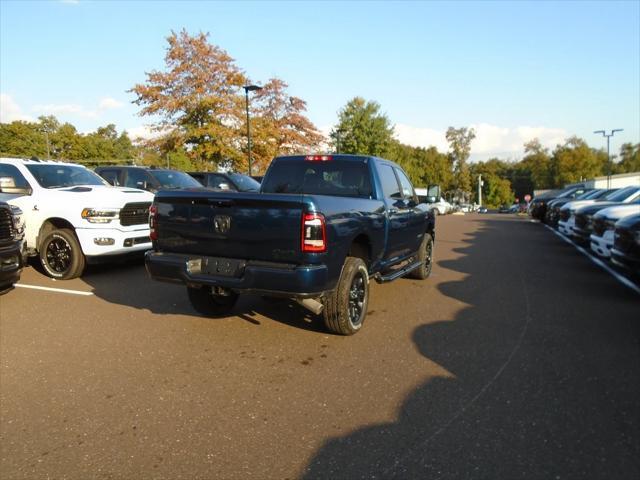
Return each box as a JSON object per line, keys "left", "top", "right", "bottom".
{"left": 213, "top": 215, "right": 231, "bottom": 234}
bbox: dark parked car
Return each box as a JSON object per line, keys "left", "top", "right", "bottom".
{"left": 146, "top": 154, "right": 435, "bottom": 335}
{"left": 611, "top": 213, "right": 640, "bottom": 275}
{"left": 187, "top": 172, "right": 260, "bottom": 192}
{"left": 0, "top": 201, "right": 25, "bottom": 293}
{"left": 546, "top": 189, "right": 614, "bottom": 227}
{"left": 95, "top": 166, "right": 203, "bottom": 193}
{"left": 529, "top": 186, "right": 587, "bottom": 221}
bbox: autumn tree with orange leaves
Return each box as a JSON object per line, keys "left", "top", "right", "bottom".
{"left": 249, "top": 78, "right": 324, "bottom": 174}
{"left": 130, "top": 31, "right": 323, "bottom": 173}
{"left": 130, "top": 29, "right": 247, "bottom": 170}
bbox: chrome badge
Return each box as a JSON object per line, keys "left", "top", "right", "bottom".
{"left": 213, "top": 215, "right": 231, "bottom": 234}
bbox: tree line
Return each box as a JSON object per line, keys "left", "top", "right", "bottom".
{"left": 1, "top": 29, "right": 638, "bottom": 208}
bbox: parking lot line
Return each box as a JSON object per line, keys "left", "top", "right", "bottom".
{"left": 544, "top": 225, "right": 640, "bottom": 295}
{"left": 14, "top": 284, "right": 94, "bottom": 296}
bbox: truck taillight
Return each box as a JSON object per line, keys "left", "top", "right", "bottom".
{"left": 304, "top": 155, "right": 333, "bottom": 161}
{"left": 149, "top": 204, "right": 158, "bottom": 241}
{"left": 301, "top": 213, "right": 326, "bottom": 253}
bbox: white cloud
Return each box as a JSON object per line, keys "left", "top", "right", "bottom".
{"left": 393, "top": 122, "right": 569, "bottom": 161}
{"left": 32, "top": 103, "right": 99, "bottom": 119}
{"left": 0, "top": 94, "right": 33, "bottom": 122}
{"left": 98, "top": 97, "right": 124, "bottom": 110}
{"left": 127, "top": 125, "right": 173, "bottom": 143}
{"left": 394, "top": 123, "right": 448, "bottom": 151}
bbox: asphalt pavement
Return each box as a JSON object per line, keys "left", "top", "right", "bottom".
{"left": 1, "top": 214, "right": 638, "bottom": 480}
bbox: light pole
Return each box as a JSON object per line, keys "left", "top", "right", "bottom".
{"left": 594, "top": 129, "right": 623, "bottom": 189}
{"left": 243, "top": 85, "right": 262, "bottom": 176}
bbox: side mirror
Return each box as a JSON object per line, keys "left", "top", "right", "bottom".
{"left": 0, "top": 176, "right": 32, "bottom": 195}
{"left": 136, "top": 181, "right": 148, "bottom": 190}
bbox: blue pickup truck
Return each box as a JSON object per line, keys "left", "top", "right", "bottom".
{"left": 145, "top": 154, "right": 435, "bottom": 335}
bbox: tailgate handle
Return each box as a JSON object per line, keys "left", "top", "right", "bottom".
{"left": 208, "top": 199, "right": 235, "bottom": 207}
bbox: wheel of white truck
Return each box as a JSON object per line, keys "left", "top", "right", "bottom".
{"left": 408, "top": 233, "right": 434, "bottom": 280}
{"left": 39, "top": 228, "right": 86, "bottom": 280}
{"left": 322, "top": 257, "right": 369, "bottom": 335}
{"left": 187, "top": 286, "right": 239, "bottom": 317}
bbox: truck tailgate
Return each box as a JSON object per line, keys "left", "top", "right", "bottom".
{"left": 154, "top": 191, "right": 304, "bottom": 264}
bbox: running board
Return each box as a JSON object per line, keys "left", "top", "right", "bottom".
{"left": 374, "top": 261, "right": 422, "bottom": 283}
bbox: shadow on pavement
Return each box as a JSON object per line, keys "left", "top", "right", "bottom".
{"left": 303, "top": 216, "right": 640, "bottom": 479}
{"left": 80, "top": 256, "right": 326, "bottom": 333}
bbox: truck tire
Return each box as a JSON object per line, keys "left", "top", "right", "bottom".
{"left": 322, "top": 257, "right": 369, "bottom": 335}
{"left": 39, "top": 228, "right": 86, "bottom": 280}
{"left": 408, "top": 233, "right": 434, "bottom": 280}
{"left": 187, "top": 286, "right": 238, "bottom": 317}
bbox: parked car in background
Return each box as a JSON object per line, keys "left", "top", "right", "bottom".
{"left": 546, "top": 189, "right": 603, "bottom": 227}
{"left": 589, "top": 202, "right": 640, "bottom": 258}
{"left": 0, "top": 158, "right": 154, "bottom": 279}
{"left": 529, "top": 186, "right": 587, "bottom": 221}
{"left": 427, "top": 197, "right": 452, "bottom": 215}
{"left": 0, "top": 200, "right": 25, "bottom": 293}
{"left": 95, "top": 166, "right": 203, "bottom": 193}
{"left": 611, "top": 213, "right": 640, "bottom": 274}
{"left": 187, "top": 172, "right": 261, "bottom": 192}
{"left": 146, "top": 154, "right": 436, "bottom": 336}
{"left": 558, "top": 186, "right": 640, "bottom": 237}
{"left": 477, "top": 206, "right": 488, "bottom": 214}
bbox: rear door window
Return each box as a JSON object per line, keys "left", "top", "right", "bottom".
{"left": 378, "top": 164, "right": 402, "bottom": 199}
{"left": 395, "top": 168, "right": 416, "bottom": 201}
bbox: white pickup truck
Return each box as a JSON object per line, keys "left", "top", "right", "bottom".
{"left": 0, "top": 157, "right": 154, "bottom": 279}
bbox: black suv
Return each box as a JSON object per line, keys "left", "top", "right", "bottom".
{"left": 0, "top": 201, "right": 26, "bottom": 293}
{"left": 95, "top": 166, "right": 203, "bottom": 193}
{"left": 187, "top": 172, "right": 260, "bottom": 192}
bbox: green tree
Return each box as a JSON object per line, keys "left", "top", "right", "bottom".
{"left": 446, "top": 126, "right": 475, "bottom": 195}
{"left": 614, "top": 143, "right": 640, "bottom": 173}
{"left": 0, "top": 120, "right": 47, "bottom": 158}
{"left": 549, "top": 136, "right": 607, "bottom": 187}
{"left": 519, "top": 138, "right": 552, "bottom": 190}
{"left": 130, "top": 29, "right": 247, "bottom": 171}
{"left": 330, "top": 97, "right": 394, "bottom": 156}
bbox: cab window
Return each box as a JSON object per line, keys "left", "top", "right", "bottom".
{"left": 378, "top": 164, "right": 402, "bottom": 199}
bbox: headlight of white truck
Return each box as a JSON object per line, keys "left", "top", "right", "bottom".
{"left": 10, "top": 205, "right": 25, "bottom": 236}
{"left": 81, "top": 208, "right": 119, "bottom": 224}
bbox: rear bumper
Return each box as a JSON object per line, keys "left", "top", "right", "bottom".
{"left": 145, "top": 251, "right": 332, "bottom": 298}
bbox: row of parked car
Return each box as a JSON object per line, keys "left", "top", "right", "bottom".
{"left": 528, "top": 184, "right": 640, "bottom": 275}
{"left": 0, "top": 158, "right": 264, "bottom": 291}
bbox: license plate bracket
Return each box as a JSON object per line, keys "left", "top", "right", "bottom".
{"left": 189, "top": 256, "right": 246, "bottom": 277}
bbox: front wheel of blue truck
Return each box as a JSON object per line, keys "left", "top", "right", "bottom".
{"left": 187, "top": 286, "right": 238, "bottom": 317}
{"left": 322, "top": 257, "right": 369, "bottom": 335}
{"left": 408, "top": 233, "right": 434, "bottom": 280}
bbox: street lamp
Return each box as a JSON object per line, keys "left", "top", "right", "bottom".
{"left": 243, "top": 84, "right": 263, "bottom": 176}
{"left": 594, "top": 129, "right": 623, "bottom": 189}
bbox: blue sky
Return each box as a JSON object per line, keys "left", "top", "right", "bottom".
{"left": 1, "top": 0, "right": 638, "bottom": 161}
